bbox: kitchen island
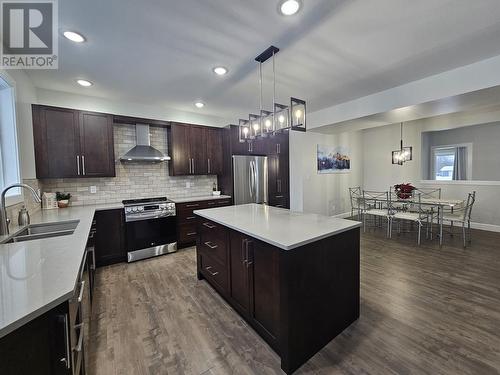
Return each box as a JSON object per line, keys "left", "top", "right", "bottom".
{"left": 194, "top": 204, "right": 361, "bottom": 374}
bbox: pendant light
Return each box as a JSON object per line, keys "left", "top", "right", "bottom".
{"left": 238, "top": 45, "right": 306, "bottom": 143}
{"left": 391, "top": 122, "right": 413, "bottom": 165}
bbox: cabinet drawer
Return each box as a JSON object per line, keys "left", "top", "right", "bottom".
{"left": 176, "top": 201, "right": 207, "bottom": 211}
{"left": 199, "top": 231, "right": 227, "bottom": 264}
{"left": 177, "top": 210, "right": 198, "bottom": 225}
{"left": 199, "top": 253, "right": 228, "bottom": 293}
{"left": 178, "top": 223, "right": 198, "bottom": 244}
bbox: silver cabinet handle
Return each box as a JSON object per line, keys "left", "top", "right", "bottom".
{"left": 186, "top": 203, "right": 199, "bottom": 208}
{"left": 59, "top": 314, "right": 71, "bottom": 370}
{"left": 208, "top": 158, "right": 211, "bottom": 174}
{"left": 204, "top": 241, "right": 218, "bottom": 249}
{"left": 205, "top": 266, "right": 219, "bottom": 276}
{"left": 76, "top": 156, "right": 80, "bottom": 175}
{"left": 203, "top": 222, "right": 216, "bottom": 229}
{"left": 245, "top": 239, "right": 253, "bottom": 267}
{"left": 77, "top": 280, "right": 85, "bottom": 303}
{"left": 186, "top": 216, "right": 196, "bottom": 220}
{"left": 191, "top": 158, "right": 195, "bottom": 174}
{"left": 73, "top": 323, "right": 84, "bottom": 353}
{"left": 186, "top": 232, "right": 196, "bottom": 236}
{"left": 241, "top": 239, "right": 247, "bottom": 265}
{"left": 189, "top": 158, "right": 192, "bottom": 174}
{"left": 81, "top": 155, "right": 86, "bottom": 175}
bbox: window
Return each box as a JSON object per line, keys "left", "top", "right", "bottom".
{"left": 433, "top": 147, "right": 455, "bottom": 180}
{"left": 0, "top": 73, "right": 21, "bottom": 203}
{"left": 431, "top": 144, "right": 472, "bottom": 181}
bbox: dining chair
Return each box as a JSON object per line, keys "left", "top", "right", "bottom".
{"left": 413, "top": 187, "right": 442, "bottom": 199}
{"left": 391, "top": 193, "right": 429, "bottom": 245}
{"left": 348, "top": 186, "right": 363, "bottom": 219}
{"left": 441, "top": 192, "right": 476, "bottom": 248}
{"left": 361, "top": 190, "right": 392, "bottom": 237}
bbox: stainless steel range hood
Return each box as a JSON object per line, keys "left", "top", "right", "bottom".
{"left": 120, "top": 124, "right": 170, "bottom": 162}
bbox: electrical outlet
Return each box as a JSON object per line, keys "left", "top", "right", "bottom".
{"left": 185, "top": 182, "right": 191, "bottom": 188}
{"left": 90, "top": 186, "right": 97, "bottom": 194}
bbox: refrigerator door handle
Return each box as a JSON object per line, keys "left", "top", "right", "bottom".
{"left": 250, "top": 160, "right": 257, "bottom": 201}
{"left": 248, "top": 161, "right": 253, "bottom": 198}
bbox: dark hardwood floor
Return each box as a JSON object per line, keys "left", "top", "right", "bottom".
{"left": 88, "top": 227, "right": 500, "bottom": 375}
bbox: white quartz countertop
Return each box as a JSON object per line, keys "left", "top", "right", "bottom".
{"left": 194, "top": 204, "right": 361, "bottom": 251}
{"left": 170, "top": 195, "right": 231, "bottom": 204}
{"left": 0, "top": 203, "right": 121, "bottom": 339}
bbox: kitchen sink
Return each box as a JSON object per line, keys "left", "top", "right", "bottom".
{"left": 2, "top": 220, "right": 79, "bottom": 243}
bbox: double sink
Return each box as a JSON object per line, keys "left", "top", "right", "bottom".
{"left": 1, "top": 220, "right": 80, "bottom": 244}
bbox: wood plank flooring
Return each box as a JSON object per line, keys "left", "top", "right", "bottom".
{"left": 88, "top": 227, "right": 500, "bottom": 374}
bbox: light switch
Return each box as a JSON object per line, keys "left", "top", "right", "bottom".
{"left": 90, "top": 186, "right": 97, "bottom": 194}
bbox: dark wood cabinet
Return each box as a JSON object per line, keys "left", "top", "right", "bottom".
{"left": 78, "top": 111, "right": 115, "bottom": 177}
{"left": 0, "top": 302, "right": 71, "bottom": 375}
{"left": 229, "top": 231, "right": 251, "bottom": 313}
{"left": 94, "top": 209, "right": 126, "bottom": 267}
{"left": 206, "top": 128, "right": 223, "bottom": 175}
{"left": 176, "top": 198, "right": 231, "bottom": 248}
{"left": 168, "top": 123, "right": 191, "bottom": 175}
{"left": 195, "top": 215, "right": 360, "bottom": 375}
{"left": 169, "top": 123, "right": 224, "bottom": 176}
{"left": 190, "top": 126, "right": 208, "bottom": 175}
{"left": 32, "top": 105, "right": 115, "bottom": 179}
{"left": 33, "top": 106, "right": 80, "bottom": 178}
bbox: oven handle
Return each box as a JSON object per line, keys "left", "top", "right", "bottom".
{"left": 125, "top": 214, "right": 176, "bottom": 223}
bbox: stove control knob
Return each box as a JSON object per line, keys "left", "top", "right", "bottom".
{"left": 138, "top": 207, "right": 144, "bottom": 212}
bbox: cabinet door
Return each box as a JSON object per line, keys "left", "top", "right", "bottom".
{"left": 169, "top": 123, "right": 191, "bottom": 175}
{"left": 247, "top": 238, "right": 280, "bottom": 342}
{"left": 94, "top": 209, "right": 126, "bottom": 267}
{"left": 33, "top": 105, "right": 80, "bottom": 178}
{"left": 79, "top": 111, "right": 115, "bottom": 177}
{"left": 229, "top": 231, "right": 250, "bottom": 314}
{"left": 206, "top": 128, "right": 223, "bottom": 175}
{"left": 190, "top": 126, "right": 208, "bottom": 175}
{"left": 230, "top": 125, "right": 249, "bottom": 155}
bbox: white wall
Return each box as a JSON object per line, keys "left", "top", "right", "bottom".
{"left": 362, "top": 110, "right": 500, "bottom": 229}
{"left": 290, "top": 130, "right": 363, "bottom": 216}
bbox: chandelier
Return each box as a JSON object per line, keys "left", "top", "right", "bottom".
{"left": 392, "top": 122, "right": 413, "bottom": 165}
{"left": 238, "top": 46, "right": 306, "bottom": 143}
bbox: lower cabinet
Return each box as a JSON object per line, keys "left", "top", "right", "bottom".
{"left": 94, "top": 208, "right": 126, "bottom": 267}
{"left": 176, "top": 198, "right": 232, "bottom": 249}
{"left": 196, "top": 218, "right": 280, "bottom": 350}
{"left": 0, "top": 247, "right": 94, "bottom": 375}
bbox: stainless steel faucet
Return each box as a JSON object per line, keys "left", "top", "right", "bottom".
{"left": 1, "top": 184, "right": 42, "bottom": 235}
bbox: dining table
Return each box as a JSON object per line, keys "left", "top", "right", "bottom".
{"left": 358, "top": 195, "right": 465, "bottom": 245}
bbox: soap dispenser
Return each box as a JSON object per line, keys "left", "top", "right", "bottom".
{"left": 18, "top": 206, "right": 30, "bottom": 226}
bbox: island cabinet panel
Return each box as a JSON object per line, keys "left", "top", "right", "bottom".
{"left": 195, "top": 212, "right": 360, "bottom": 375}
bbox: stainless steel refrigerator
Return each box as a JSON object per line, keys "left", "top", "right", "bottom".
{"left": 232, "top": 155, "right": 268, "bottom": 205}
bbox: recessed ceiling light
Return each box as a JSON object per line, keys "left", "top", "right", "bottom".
{"left": 213, "top": 66, "right": 228, "bottom": 76}
{"left": 63, "top": 31, "right": 86, "bottom": 43}
{"left": 278, "top": 0, "right": 301, "bottom": 16}
{"left": 194, "top": 101, "right": 205, "bottom": 108}
{"left": 76, "top": 79, "right": 93, "bottom": 87}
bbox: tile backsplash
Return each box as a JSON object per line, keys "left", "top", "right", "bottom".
{"left": 41, "top": 124, "right": 217, "bottom": 206}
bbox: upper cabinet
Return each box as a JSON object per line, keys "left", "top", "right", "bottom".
{"left": 32, "top": 105, "right": 115, "bottom": 179}
{"left": 168, "top": 123, "right": 223, "bottom": 176}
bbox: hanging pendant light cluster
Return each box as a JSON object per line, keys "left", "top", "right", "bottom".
{"left": 237, "top": 46, "right": 306, "bottom": 143}
{"left": 392, "top": 122, "right": 413, "bottom": 165}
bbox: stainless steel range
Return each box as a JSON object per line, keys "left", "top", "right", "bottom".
{"left": 122, "top": 197, "right": 177, "bottom": 262}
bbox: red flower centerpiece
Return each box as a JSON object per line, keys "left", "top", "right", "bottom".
{"left": 394, "top": 183, "right": 415, "bottom": 199}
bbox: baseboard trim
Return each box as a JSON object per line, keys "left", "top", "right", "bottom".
{"left": 333, "top": 212, "right": 500, "bottom": 233}
{"left": 470, "top": 221, "right": 500, "bottom": 233}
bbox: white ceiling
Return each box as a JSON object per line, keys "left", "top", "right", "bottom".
{"left": 26, "top": 0, "right": 500, "bottom": 123}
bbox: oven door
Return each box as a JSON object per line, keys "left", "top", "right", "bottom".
{"left": 125, "top": 215, "right": 177, "bottom": 252}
